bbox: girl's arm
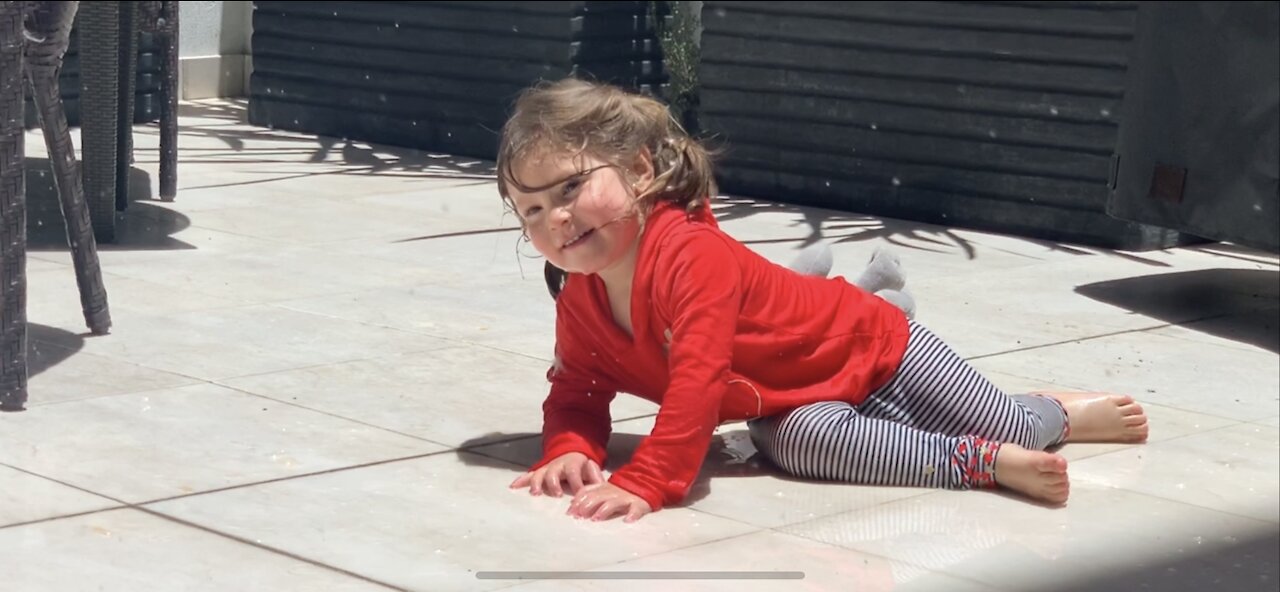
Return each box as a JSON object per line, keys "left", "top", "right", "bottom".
{"left": 608, "top": 230, "right": 743, "bottom": 511}
{"left": 529, "top": 318, "right": 617, "bottom": 472}
{"left": 532, "top": 373, "right": 616, "bottom": 471}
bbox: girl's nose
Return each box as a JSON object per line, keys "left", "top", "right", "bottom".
{"left": 549, "top": 203, "right": 573, "bottom": 226}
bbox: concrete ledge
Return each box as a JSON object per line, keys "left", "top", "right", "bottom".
{"left": 180, "top": 54, "right": 251, "bottom": 100}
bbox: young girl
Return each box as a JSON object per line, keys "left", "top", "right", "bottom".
{"left": 502, "top": 79, "right": 1150, "bottom": 523}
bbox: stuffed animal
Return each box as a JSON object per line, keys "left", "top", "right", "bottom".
{"left": 785, "top": 243, "right": 917, "bottom": 319}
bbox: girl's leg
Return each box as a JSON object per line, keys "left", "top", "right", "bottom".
{"left": 747, "top": 401, "right": 1069, "bottom": 502}
{"left": 856, "top": 320, "right": 1069, "bottom": 450}
{"left": 746, "top": 320, "right": 1077, "bottom": 502}
{"left": 748, "top": 401, "right": 999, "bottom": 489}
{"left": 862, "top": 320, "right": 1148, "bottom": 445}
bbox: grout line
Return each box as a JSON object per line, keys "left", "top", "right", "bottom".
{"left": 203, "top": 346, "right": 459, "bottom": 382}
{"left": 212, "top": 381, "right": 456, "bottom": 447}
{"left": 1065, "top": 422, "right": 1280, "bottom": 525}
{"left": 1080, "top": 482, "right": 1280, "bottom": 526}
{"left": 133, "top": 449, "right": 458, "bottom": 507}
{"left": 451, "top": 447, "right": 530, "bottom": 470}
{"left": 970, "top": 365, "right": 1259, "bottom": 425}
{"left": 134, "top": 507, "right": 411, "bottom": 591}
{"left": 0, "top": 463, "right": 129, "bottom": 505}
{"left": 962, "top": 313, "right": 1236, "bottom": 362}
{"left": 0, "top": 463, "right": 130, "bottom": 531}
{"left": 1050, "top": 422, "right": 1246, "bottom": 464}
{"left": 264, "top": 302, "right": 557, "bottom": 364}
{"left": 0, "top": 506, "right": 128, "bottom": 531}
{"left": 29, "top": 314, "right": 471, "bottom": 395}
{"left": 21, "top": 382, "right": 201, "bottom": 410}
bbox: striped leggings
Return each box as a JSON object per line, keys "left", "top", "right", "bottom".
{"left": 746, "top": 320, "right": 1069, "bottom": 490}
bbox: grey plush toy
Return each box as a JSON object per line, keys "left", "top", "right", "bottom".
{"left": 785, "top": 243, "right": 917, "bottom": 319}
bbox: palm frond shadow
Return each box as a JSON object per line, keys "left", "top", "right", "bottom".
{"left": 711, "top": 195, "right": 1181, "bottom": 266}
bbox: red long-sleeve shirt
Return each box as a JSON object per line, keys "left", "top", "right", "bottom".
{"left": 531, "top": 201, "right": 910, "bottom": 511}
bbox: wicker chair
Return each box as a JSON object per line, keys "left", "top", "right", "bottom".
{"left": 2, "top": 0, "right": 113, "bottom": 412}
{"left": 1, "top": 0, "right": 30, "bottom": 410}
{"left": 77, "top": 0, "right": 178, "bottom": 243}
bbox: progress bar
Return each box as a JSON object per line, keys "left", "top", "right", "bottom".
{"left": 475, "top": 571, "right": 805, "bottom": 580}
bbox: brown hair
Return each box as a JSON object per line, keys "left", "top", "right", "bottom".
{"left": 497, "top": 78, "right": 716, "bottom": 219}
{"left": 496, "top": 78, "right": 718, "bottom": 299}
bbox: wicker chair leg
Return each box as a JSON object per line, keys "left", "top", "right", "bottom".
{"left": 27, "top": 0, "right": 111, "bottom": 336}
{"left": 78, "top": 1, "right": 119, "bottom": 243}
{"left": 115, "top": 0, "right": 135, "bottom": 211}
{"left": 158, "top": 0, "right": 177, "bottom": 201}
{"left": 1, "top": 0, "right": 29, "bottom": 411}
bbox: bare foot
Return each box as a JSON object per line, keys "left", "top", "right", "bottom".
{"left": 993, "top": 444, "right": 1070, "bottom": 505}
{"left": 1037, "top": 392, "right": 1150, "bottom": 444}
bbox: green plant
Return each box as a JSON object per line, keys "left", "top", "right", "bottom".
{"left": 651, "top": 0, "right": 700, "bottom": 131}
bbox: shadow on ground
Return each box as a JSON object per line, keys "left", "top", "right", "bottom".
{"left": 1041, "top": 527, "right": 1278, "bottom": 592}
{"left": 1077, "top": 268, "right": 1280, "bottom": 353}
{"left": 455, "top": 427, "right": 778, "bottom": 507}
{"left": 24, "top": 157, "right": 195, "bottom": 251}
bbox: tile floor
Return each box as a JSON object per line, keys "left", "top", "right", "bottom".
{"left": 4, "top": 100, "right": 1277, "bottom": 591}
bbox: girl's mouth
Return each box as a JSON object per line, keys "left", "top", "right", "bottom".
{"left": 563, "top": 228, "right": 595, "bottom": 249}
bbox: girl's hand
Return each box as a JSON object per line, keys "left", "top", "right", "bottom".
{"left": 567, "top": 482, "right": 652, "bottom": 522}
{"left": 510, "top": 452, "right": 604, "bottom": 497}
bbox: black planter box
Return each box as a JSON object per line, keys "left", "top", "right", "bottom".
{"left": 23, "top": 26, "right": 161, "bottom": 128}
{"left": 1108, "top": 2, "right": 1278, "bottom": 252}
{"left": 248, "top": 1, "right": 669, "bottom": 160}
{"left": 699, "top": 1, "right": 1195, "bottom": 249}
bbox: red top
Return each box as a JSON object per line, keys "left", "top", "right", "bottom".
{"left": 531, "top": 201, "right": 910, "bottom": 511}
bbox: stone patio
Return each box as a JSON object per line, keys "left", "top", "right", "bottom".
{"left": 4, "top": 99, "right": 1277, "bottom": 592}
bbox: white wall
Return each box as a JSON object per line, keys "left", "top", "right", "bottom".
{"left": 177, "top": 1, "right": 253, "bottom": 99}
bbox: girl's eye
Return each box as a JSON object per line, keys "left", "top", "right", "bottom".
{"left": 523, "top": 206, "right": 542, "bottom": 217}
{"left": 562, "top": 178, "right": 582, "bottom": 197}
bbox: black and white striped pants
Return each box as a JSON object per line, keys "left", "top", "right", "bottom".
{"left": 747, "top": 320, "right": 1068, "bottom": 490}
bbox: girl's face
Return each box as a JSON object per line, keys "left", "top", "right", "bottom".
{"left": 508, "top": 150, "right": 653, "bottom": 278}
